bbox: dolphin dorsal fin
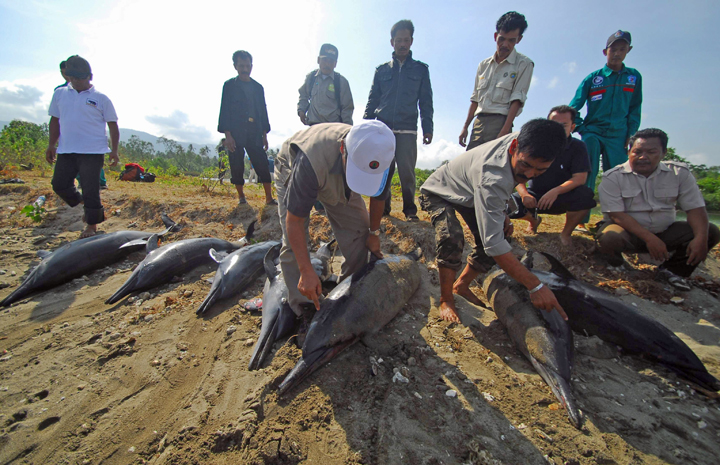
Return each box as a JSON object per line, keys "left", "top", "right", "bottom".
{"left": 539, "top": 252, "right": 575, "bottom": 280}
{"left": 146, "top": 234, "right": 160, "bottom": 253}
{"left": 37, "top": 250, "right": 52, "bottom": 259}
{"left": 520, "top": 251, "right": 534, "bottom": 269}
{"left": 263, "top": 244, "right": 281, "bottom": 280}
{"left": 209, "top": 248, "right": 223, "bottom": 263}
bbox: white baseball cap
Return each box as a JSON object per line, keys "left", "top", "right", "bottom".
{"left": 345, "top": 120, "right": 395, "bottom": 197}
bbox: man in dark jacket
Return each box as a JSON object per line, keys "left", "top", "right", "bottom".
{"left": 218, "top": 50, "right": 275, "bottom": 205}
{"left": 364, "top": 19, "right": 433, "bottom": 221}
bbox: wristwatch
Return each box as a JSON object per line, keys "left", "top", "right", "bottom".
{"left": 369, "top": 228, "right": 380, "bottom": 236}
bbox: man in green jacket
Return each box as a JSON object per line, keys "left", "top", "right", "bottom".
{"left": 569, "top": 30, "right": 642, "bottom": 227}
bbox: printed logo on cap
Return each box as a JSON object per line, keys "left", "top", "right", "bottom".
{"left": 614, "top": 30, "right": 623, "bottom": 38}
{"left": 369, "top": 161, "right": 379, "bottom": 169}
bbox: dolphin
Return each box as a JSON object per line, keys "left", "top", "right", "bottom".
{"left": 0, "top": 214, "right": 180, "bottom": 307}
{"left": 248, "top": 240, "right": 336, "bottom": 370}
{"left": 482, "top": 252, "right": 584, "bottom": 428}
{"left": 530, "top": 251, "right": 720, "bottom": 392}
{"left": 196, "top": 239, "right": 282, "bottom": 315}
{"left": 105, "top": 221, "right": 256, "bottom": 305}
{"left": 278, "top": 248, "right": 422, "bottom": 395}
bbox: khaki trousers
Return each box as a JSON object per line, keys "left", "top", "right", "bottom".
{"left": 277, "top": 181, "right": 370, "bottom": 315}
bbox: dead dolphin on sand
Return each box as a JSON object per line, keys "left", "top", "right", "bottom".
{"left": 105, "top": 221, "right": 256, "bottom": 305}
{"left": 278, "top": 248, "right": 422, "bottom": 395}
{"left": 248, "top": 240, "right": 336, "bottom": 370}
{"left": 196, "top": 239, "right": 282, "bottom": 315}
{"left": 532, "top": 251, "right": 720, "bottom": 392}
{"left": 483, "top": 252, "right": 584, "bottom": 428}
{"left": 0, "top": 214, "right": 180, "bottom": 307}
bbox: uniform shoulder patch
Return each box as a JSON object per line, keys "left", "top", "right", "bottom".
{"left": 664, "top": 161, "right": 690, "bottom": 171}
{"left": 603, "top": 164, "right": 625, "bottom": 176}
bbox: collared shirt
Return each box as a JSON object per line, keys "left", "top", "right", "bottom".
{"left": 569, "top": 64, "right": 642, "bottom": 138}
{"left": 599, "top": 161, "right": 705, "bottom": 233}
{"left": 470, "top": 49, "right": 534, "bottom": 116}
{"left": 48, "top": 85, "right": 117, "bottom": 154}
{"left": 421, "top": 133, "right": 518, "bottom": 257}
{"left": 297, "top": 69, "right": 354, "bottom": 125}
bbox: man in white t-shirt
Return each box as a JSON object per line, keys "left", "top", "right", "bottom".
{"left": 46, "top": 55, "right": 119, "bottom": 238}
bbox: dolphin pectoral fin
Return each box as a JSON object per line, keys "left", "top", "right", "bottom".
{"left": 539, "top": 252, "right": 575, "bottom": 280}
{"left": 528, "top": 356, "right": 585, "bottom": 429}
{"left": 37, "top": 250, "right": 52, "bottom": 259}
{"left": 278, "top": 337, "right": 359, "bottom": 395}
{"left": 161, "top": 213, "right": 177, "bottom": 230}
{"left": 208, "top": 248, "right": 223, "bottom": 264}
{"left": 145, "top": 234, "right": 160, "bottom": 253}
{"left": 119, "top": 238, "right": 148, "bottom": 249}
{"left": 263, "top": 246, "right": 282, "bottom": 280}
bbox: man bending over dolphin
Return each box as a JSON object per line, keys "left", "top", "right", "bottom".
{"left": 420, "top": 119, "right": 569, "bottom": 323}
{"left": 275, "top": 120, "right": 395, "bottom": 333}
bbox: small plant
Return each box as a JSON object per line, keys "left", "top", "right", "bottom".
{"left": 21, "top": 195, "right": 46, "bottom": 223}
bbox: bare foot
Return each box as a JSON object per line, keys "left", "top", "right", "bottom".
{"left": 80, "top": 224, "right": 97, "bottom": 239}
{"left": 525, "top": 216, "right": 542, "bottom": 234}
{"left": 453, "top": 283, "right": 484, "bottom": 306}
{"left": 560, "top": 233, "right": 573, "bottom": 247}
{"left": 439, "top": 301, "right": 461, "bottom": 323}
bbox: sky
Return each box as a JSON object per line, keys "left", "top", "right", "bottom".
{"left": 1, "top": 0, "right": 719, "bottom": 169}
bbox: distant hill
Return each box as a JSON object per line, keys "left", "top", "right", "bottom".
{"left": 0, "top": 120, "right": 213, "bottom": 152}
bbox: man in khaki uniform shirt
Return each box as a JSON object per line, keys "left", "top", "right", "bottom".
{"left": 459, "top": 11, "right": 534, "bottom": 151}
{"left": 597, "top": 128, "right": 719, "bottom": 285}
{"left": 275, "top": 121, "right": 395, "bottom": 321}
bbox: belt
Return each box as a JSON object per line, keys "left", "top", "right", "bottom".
{"left": 476, "top": 113, "right": 506, "bottom": 117}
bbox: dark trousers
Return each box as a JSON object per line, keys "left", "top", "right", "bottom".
{"left": 596, "top": 221, "right": 720, "bottom": 277}
{"left": 419, "top": 192, "right": 496, "bottom": 273}
{"left": 51, "top": 153, "right": 105, "bottom": 225}
{"left": 385, "top": 133, "right": 418, "bottom": 217}
{"left": 227, "top": 131, "right": 271, "bottom": 186}
{"left": 508, "top": 186, "right": 596, "bottom": 219}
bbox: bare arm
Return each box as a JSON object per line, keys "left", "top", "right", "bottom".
{"left": 515, "top": 182, "right": 536, "bottom": 209}
{"left": 45, "top": 116, "right": 60, "bottom": 164}
{"left": 493, "top": 251, "right": 567, "bottom": 320}
{"left": 537, "top": 172, "right": 588, "bottom": 210}
{"left": 459, "top": 101, "right": 478, "bottom": 147}
{"left": 497, "top": 100, "right": 522, "bottom": 138}
{"left": 107, "top": 121, "right": 119, "bottom": 166}
{"left": 286, "top": 211, "right": 322, "bottom": 309}
{"left": 685, "top": 207, "right": 710, "bottom": 266}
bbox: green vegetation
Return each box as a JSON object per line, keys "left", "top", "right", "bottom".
{"left": 0, "top": 120, "right": 50, "bottom": 174}
{"left": 390, "top": 167, "right": 436, "bottom": 193}
{"left": 665, "top": 148, "right": 720, "bottom": 211}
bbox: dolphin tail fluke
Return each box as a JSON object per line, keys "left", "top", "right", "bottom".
{"left": 529, "top": 357, "right": 585, "bottom": 429}
{"left": 278, "top": 337, "right": 358, "bottom": 395}
{"left": 520, "top": 251, "right": 534, "bottom": 268}
{"left": 407, "top": 245, "right": 423, "bottom": 261}
{"left": 315, "top": 238, "right": 337, "bottom": 262}
{"left": 237, "top": 220, "right": 257, "bottom": 246}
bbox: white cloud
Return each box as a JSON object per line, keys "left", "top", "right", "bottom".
{"left": 563, "top": 62, "right": 577, "bottom": 74}
{"left": 145, "top": 110, "right": 212, "bottom": 144}
{"left": 685, "top": 153, "right": 710, "bottom": 165}
{"left": 0, "top": 83, "right": 48, "bottom": 123}
{"left": 417, "top": 137, "right": 464, "bottom": 170}
{"left": 547, "top": 77, "right": 559, "bottom": 89}
{"left": 530, "top": 76, "right": 539, "bottom": 89}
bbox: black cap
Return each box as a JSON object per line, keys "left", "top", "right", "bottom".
{"left": 606, "top": 30, "right": 631, "bottom": 49}
{"left": 65, "top": 55, "right": 92, "bottom": 79}
{"left": 319, "top": 43, "right": 338, "bottom": 60}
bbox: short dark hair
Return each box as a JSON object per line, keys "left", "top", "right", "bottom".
{"left": 629, "top": 128, "right": 668, "bottom": 152}
{"left": 517, "top": 118, "right": 567, "bottom": 162}
{"left": 391, "top": 20, "right": 414, "bottom": 38}
{"left": 547, "top": 105, "right": 577, "bottom": 120}
{"left": 232, "top": 50, "right": 253, "bottom": 65}
{"left": 496, "top": 11, "right": 528, "bottom": 35}
{"left": 59, "top": 60, "right": 67, "bottom": 70}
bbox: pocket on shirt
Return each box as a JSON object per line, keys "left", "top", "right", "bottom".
{"left": 654, "top": 187, "right": 679, "bottom": 205}
{"left": 621, "top": 188, "right": 642, "bottom": 210}
{"left": 491, "top": 80, "right": 513, "bottom": 104}
{"left": 378, "top": 73, "right": 393, "bottom": 94}
{"left": 404, "top": 73, "right": 422, "bottom": 95}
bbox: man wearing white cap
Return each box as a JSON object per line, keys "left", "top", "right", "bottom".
{"left": 274, "top": 120, "right": 396, "bottom": 321}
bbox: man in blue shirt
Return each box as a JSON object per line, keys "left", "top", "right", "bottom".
{"left": 364, "top": 19, "right": 434, "bottom": 222}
